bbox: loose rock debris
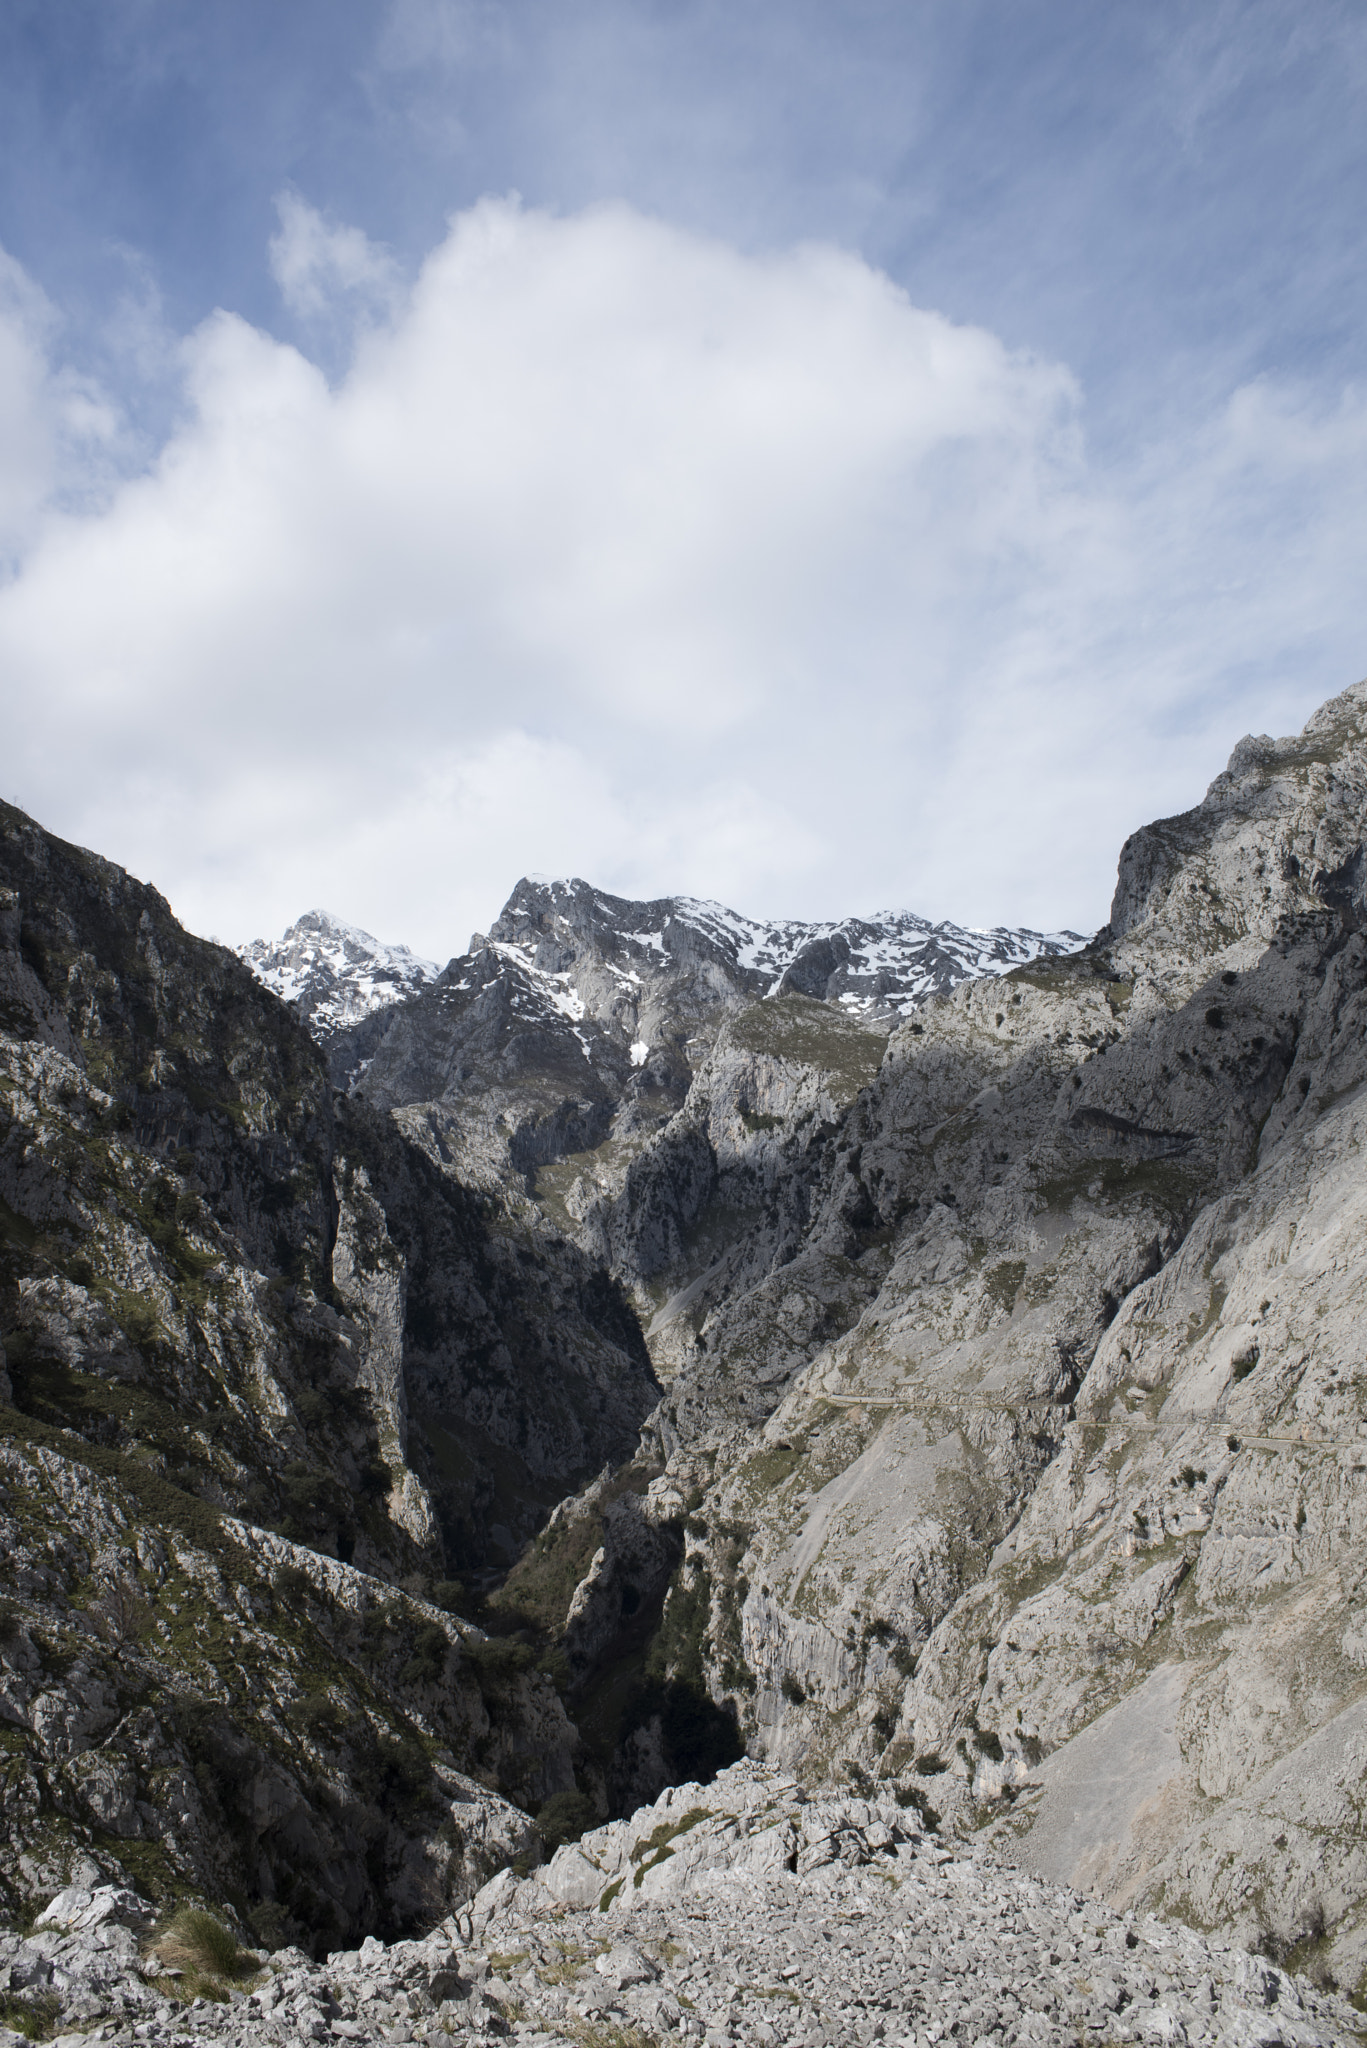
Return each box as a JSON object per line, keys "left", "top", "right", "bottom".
{"left": 0, "top": 1763, "right": 1360, "bottom": 2047}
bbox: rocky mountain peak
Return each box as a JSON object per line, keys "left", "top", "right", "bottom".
{"left": 480, "top": 873, "right": 1086, "bottom": 1019}
{"left": 1106, "top": 675, "right": 1367, "bottom": 985}
{"left": 237, "top": 910, "right": 439, "bottom": 1042}
{"left": 268, "top": 878, "right": 1087, "bottom": 1199}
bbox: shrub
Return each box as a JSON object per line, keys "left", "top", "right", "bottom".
{"left": 114, "top": 1290, "right": 161, "bottom": 1347}
{"left": 536, "top": 1646, "right": 572, "bottom": 1693}
{"left": 375, "top": 1735, "right": 431, "bottom": 1807}
{"left": 151, "top": 1906, "right": 250, "bottom": 1990}
{"left": 895, "top": 1784, "right": 941, "bottom": 1830}
{"left": 274, "top": 1565, "right": 312, "bottom": 1607}
{"left": 399, "top": 1622, "right": 451, "bottom": 1687}
{"left": 286, "top": 1694, "right": 346, "bottom": 1737}
{"left": 247, "top": 1900, "right": 289, "bottom": 1953}
{"left": 536, "top": 1789, "right": 597, "bottom": 1853}
{"left": 465, "top": 1636, "right": 536, "bottom": 1700}
{"left": 87, "top": 1579, "right": 154, "bottom": 1646}
{"left": 280, "top": 1463, "right": 329, "bottom": 1517}
{"left": 359, "top": 1458, "right": 390, "bottom": 1499}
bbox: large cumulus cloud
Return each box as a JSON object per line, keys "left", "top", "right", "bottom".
{"left": 1, "top": 197, "right": 1364, "bottom": 954}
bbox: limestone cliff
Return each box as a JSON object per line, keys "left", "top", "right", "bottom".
{"left": 541, "top": 681, "right": 1367, "bottom": 1995}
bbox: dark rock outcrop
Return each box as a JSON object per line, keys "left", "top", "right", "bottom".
{"left": 0, "top": 803, "right": 659, "bottom": 1946}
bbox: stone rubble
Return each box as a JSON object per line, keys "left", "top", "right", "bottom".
{"left": 2, "top": 1763, "right": 1361, "bottom": 2048}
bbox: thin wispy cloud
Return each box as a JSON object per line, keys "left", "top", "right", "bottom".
{"left": 269, "top": 192, "right": 402, "bottom": 325}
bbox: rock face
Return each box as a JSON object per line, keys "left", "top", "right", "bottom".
{"left": 238, "top": 910, "right": 439, "bottom": 1077}
{"left": 335, "top": 1095, "right": 659, "bottom": 1572}
{"left": 0, "top": 803, "right": 659, "bottom": 1947}
{"left": 591, "top": 679, "right": 1367, "bottom": 1990}
{"left": 2, "top": 1763, "right": 1360, "bottom": 2048}
{"left": 309, "top": 879, "right": 1081, "bottom": 1195}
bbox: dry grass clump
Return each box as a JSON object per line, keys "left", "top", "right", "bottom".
{"left": 0, "top": 1986, "right": 61, "bottom": 2040}
{"left": 146, "top": 1906, "right": 259, "bottom": 2003}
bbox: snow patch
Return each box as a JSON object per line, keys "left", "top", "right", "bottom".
{"left": 238, "top": 911, "right": 439, "bottom": 1035}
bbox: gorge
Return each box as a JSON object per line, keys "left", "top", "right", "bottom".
{"left": 4, "top": 680, "right": 1367, "bottom": 2040}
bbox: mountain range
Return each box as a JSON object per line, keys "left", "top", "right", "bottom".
{"left": 4, "top": 681, "right": 1367, "bottom": 2003}
{"left": 242, "top": 891, "right": 1083, "bottom": 1043}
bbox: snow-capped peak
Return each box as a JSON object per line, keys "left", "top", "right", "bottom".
{"left": 239, "top": 881, "right": 1087, "bottom": 1065}
{"left": 487, "top": 880, "right": 1084, "bottom": 1019}
{"left": 237, "top": 911, "right": 440, "bottom": 1038}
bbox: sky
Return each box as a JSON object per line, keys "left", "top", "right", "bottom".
{"left": 0, "top": 0, "right": 1365, "bottom": 959}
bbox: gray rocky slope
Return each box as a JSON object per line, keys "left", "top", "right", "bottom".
{"left": 5, "top": 1761, "right": 1361, "bottom": 2048}
{"left": 480, "top": 681, "right": 1367, "bottom": 1996}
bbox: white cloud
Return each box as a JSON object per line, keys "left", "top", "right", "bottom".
{"left": 0, "top": 197, "right": 1364, "bottom": 958}
{"left": 0, "top": 253, "right": 122, "bottom": 564}
{"left": 0, "top": 256, "right": 57, "bottom": 563}
{"left": 149, "top": 732, "right": 827, "bottom": 963}
{"left": 269, "top": 192, "right": 401, "bottom": 322}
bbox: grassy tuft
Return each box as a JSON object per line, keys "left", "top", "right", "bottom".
{"left": 150, "top": 1905, "right": 254, "bottom": 1995}
{"left": 559, "top": 2024, "right": 657, "bottom": 2048}
{"left": 0, "top": 1988, "right": 61, "bottom": 2040}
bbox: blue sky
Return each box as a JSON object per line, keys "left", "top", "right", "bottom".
{"left": 1, "top": 0, "right": 1364, "bottom": 953}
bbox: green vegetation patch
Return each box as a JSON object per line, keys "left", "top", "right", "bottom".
{"left": 727, "top": 997, "right": 886, "bottom": 1102}
{"left": 3, "top": 1352, "right": 231, "bottom": 1488}
{"left": 491, "top": 1462, "right": 660, "bottom": 1637}
{"left": 1004, "top": 956, "right": 1122, "bottom": 998}
{"left": 629, "top": 1806, "right": 710, "bottom": 1886}
{"left": 492, "top": 1509, "right": 606, "bottom": 1638}
{"left": 1187, "top": 1282, "right": 1228, "bottom": 1348}
{"left": 535, "top": 1789, "right": 598, "bottom": 1854}
{"left": 0, "top": 1404, "right": 236, "bottom": 1559}
{"left": 736, "top": 1429, "right": 811, "bottom": 1495}
{"left": 0, "top": 1988, "right": 61, "bottom": 2041}
{"left": 149, "top": 1905, "right": 261, "bottom": 2004}
{"left": 1033, "top": 1154, "right": 1207, "bottom": 1222}
{"left": 463, "top": 1635, "right": 537, "bottom": 1703}
{"left": 982, "top": 1259, "right": 1026, "bottom": 1315}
